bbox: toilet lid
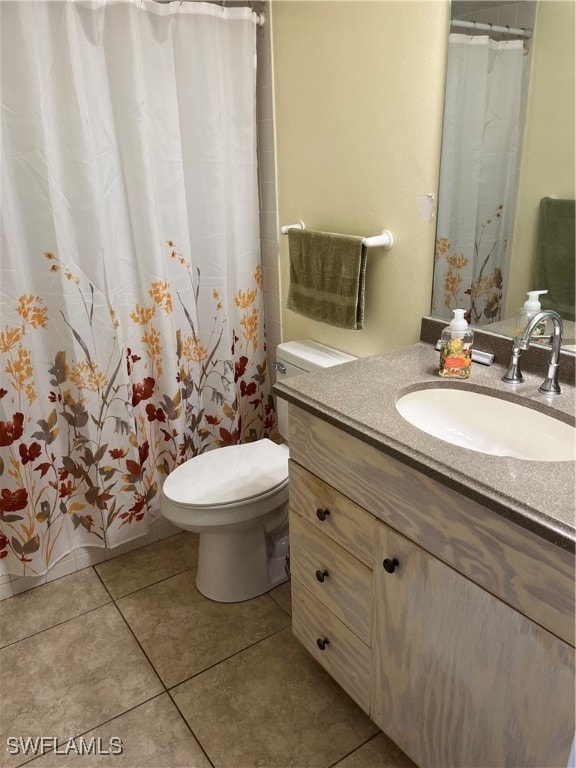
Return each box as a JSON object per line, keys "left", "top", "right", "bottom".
{"left": 162, "top": 439, "right": 289, "bottom": 507}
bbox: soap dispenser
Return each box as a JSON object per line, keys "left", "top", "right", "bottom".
{"left": 513, "top": 290, "right": 548, "bottom": 340}
{"left": 439, "top": 309, "right": 474, "bottom": 379}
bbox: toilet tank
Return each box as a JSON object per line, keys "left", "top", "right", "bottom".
{"left": 274, "top": 340, "right": 356, "bottom": 441}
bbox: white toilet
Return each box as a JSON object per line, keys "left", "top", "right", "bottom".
{"left": 160, "top": 340, "right": 355, "bottom": 603}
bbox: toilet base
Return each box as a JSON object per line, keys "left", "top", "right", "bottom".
{"left": 196, "top": 525, "right": 288, "bottom": 603}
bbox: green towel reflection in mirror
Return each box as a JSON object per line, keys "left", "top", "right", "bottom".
{"left": 534, "top": 197, "right": 575, "bottom": 322}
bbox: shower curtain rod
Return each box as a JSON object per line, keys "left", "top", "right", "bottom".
{"left": 151, "top": 0, "right": 266, "bottom": 26}
{"left": 451, "top": 19, "right": 532, "bottom": 40}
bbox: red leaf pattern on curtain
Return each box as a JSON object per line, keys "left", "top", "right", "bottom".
{"left": 0, "top": 249, "right": 275, "bottom": 576}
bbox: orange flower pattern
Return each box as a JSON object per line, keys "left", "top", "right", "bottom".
{"left": 0, "top": 244, "right": 275, "bottom": 576}
{"left": 432, "top": 206, "right": 505, "bottom": 325}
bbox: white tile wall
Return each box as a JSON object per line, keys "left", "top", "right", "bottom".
{"left": 262, "top": 263, "right": 280, "bottom": 296}
{"left": 264, "top": 288, "right": 282, "bottom": 324}
{"left": 259, "top": 181, "right": 277, "bottom": 216}
{"left": 260, "top": 237, "right": 280, "bottom": 269}
{"left": 258, "top": 150, "right": 277, "bottom": 186}
{"left": 257, "top": 120, "right": 276, "bottom": 153}
{"left": 256, "top": 0, "right": 282, "bottom": 383}
{"left": 260, "top": 210, "right": 279, "bottom": 243}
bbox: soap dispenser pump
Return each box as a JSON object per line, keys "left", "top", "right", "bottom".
{"left": 513, "top": 290, "right": 548, "bottom": 339}
{"left": 439, "top": 308, "right": 474, "bottom": 379}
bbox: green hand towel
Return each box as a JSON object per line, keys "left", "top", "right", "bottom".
{"left": 534, "top": 197, "right": 575, "bottom": 322}
{"left": 287, "top": 229, "right": 367, "bottom": 330}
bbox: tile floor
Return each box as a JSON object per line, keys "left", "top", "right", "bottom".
{"left": 0, "top": 533, "right": 415, "bottom": 768}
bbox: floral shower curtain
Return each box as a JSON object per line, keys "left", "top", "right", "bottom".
{"left": 432, "top": 34, "right": 524, "bottom": 324}
{"left": 0, "top": 0, "right": 274, "bottom": 576}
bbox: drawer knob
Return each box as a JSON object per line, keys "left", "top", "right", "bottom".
{"left": 383, "top": 557, "right": 399, "bottom": 574}
{"left": 315, "top": 569, "right": 329, "bottom": 583}
{"left": 316, "top": 508, "right": 331, "bottom": 521}
{"left": 316, "top": 637, "right": 330, "bottom": 651}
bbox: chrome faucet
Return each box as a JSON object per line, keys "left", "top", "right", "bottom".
{"left": 502, "top": 310, "right": 563, "bottom": 394}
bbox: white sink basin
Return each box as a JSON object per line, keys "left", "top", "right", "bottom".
{"left": 396, "top": 388, "right": 575, "bottom": 462}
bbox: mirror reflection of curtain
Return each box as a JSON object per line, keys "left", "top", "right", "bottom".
{"left": 432, "top": 34, "right": 524, "bottom": 325}
{"left": 0, "top": 1, "right": 274, "bottom": 577}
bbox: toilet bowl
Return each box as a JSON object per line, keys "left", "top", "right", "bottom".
{"left": 161, "top": 439, "right": 290, "bottom": 602}
{"left": 160, "top": 340, "right": 355, "bottom": 603}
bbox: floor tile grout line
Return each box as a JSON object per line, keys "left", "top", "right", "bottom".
{"left": 90, "top": 567, "right": 219, "bottom": 768}
{"left": 1, "top": 561, "right": 197, "bottom": 650}
{"left": 92, "top": 567, "right": 170, "bottom": 696}
{"left": 166, "top": 690, "right": 216, "bottom": 768}
{"left": 1, "top": 566, "right": 286, "bottom": 663}
{"left": 0, "top": 594, "right": 114, "bottom": 651}
{"left": 93, "top": 568, "right": 295, "bottom": 768}
{"left": 17, "top": 691, "right": 170, "bottom": 768}
{"left": 97, "top": 565, "right": 217, "bottom": 768}
{"left": 64, "top": 568, "right": 178, "bottom": 748}
{"left": 94, "top": 562, "right": 292, "bottom": 692}
{"left": 91, "top": 563, "right": 117, "bottom": 602}
{"left": 5, "top": 561, "right": 216, "bottom": 768}
{"left": 2, "top": 560, "right": 284, "bottom": 652}
{"left": 3, "top": 562, "right": 301, "bottom": 768}
{"left": 1, "top": 530, "right": 187, "bottom": 603}
{"left": 326, "top": 732, "right": 383, "bottom": 768}
{"left": 101, "top": 561, "right": 198, "bottom": 602}
{"left": 97, "top": 568, "right": 294, "bottom": 768}
{"left": 265, "top": 588, "right": 292, "bottom": 618}
{"left": 166, "top": 622, "right": 292, "bottom": 692}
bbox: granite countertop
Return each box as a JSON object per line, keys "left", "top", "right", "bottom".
{"left": 274, "top": 342, "right": 576, "bottom": 553}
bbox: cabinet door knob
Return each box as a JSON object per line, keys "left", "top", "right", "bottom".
{"left": 315, "top": 569, "right": 329, "bottom": 582}
{"left": 383, "top": 557, "right": 399, "bottom": 574}
{"left": 316, "top": 508, "right": 331, "bottom": 521}
{"left": 316, "top": 637, "right": 330, "bottom": 651}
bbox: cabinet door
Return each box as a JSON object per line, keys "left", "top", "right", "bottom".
{"left": 372, "top": 522, "right": 575, "bottom": 768}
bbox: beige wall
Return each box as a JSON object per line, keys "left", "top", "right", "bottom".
{"left": 506, "top": 0, "right": 576, "bottom": 316}
{"left": 271, "top": 0, "right": 449, "bottom": 357}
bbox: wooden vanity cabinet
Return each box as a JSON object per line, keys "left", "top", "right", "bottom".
{"left": 287, "top": 404, "right": 575, "bottom": 768}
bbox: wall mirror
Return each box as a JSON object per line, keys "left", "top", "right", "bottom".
{"left": 431, "top": 0, "right": 575, "bottom": 351}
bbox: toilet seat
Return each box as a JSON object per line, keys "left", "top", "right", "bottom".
{"left": 162, "top": 439, "right": 289, "bottom": 509}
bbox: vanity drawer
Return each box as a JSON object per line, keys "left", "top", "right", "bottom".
{"left": 291, "top": 577, "right": 371, "bottom": 714}
{"left": 289, "top": 512, "right": 372, "bottom": 645}
{"left": 289, "top": 460, "right": 375, "bottom": 567}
